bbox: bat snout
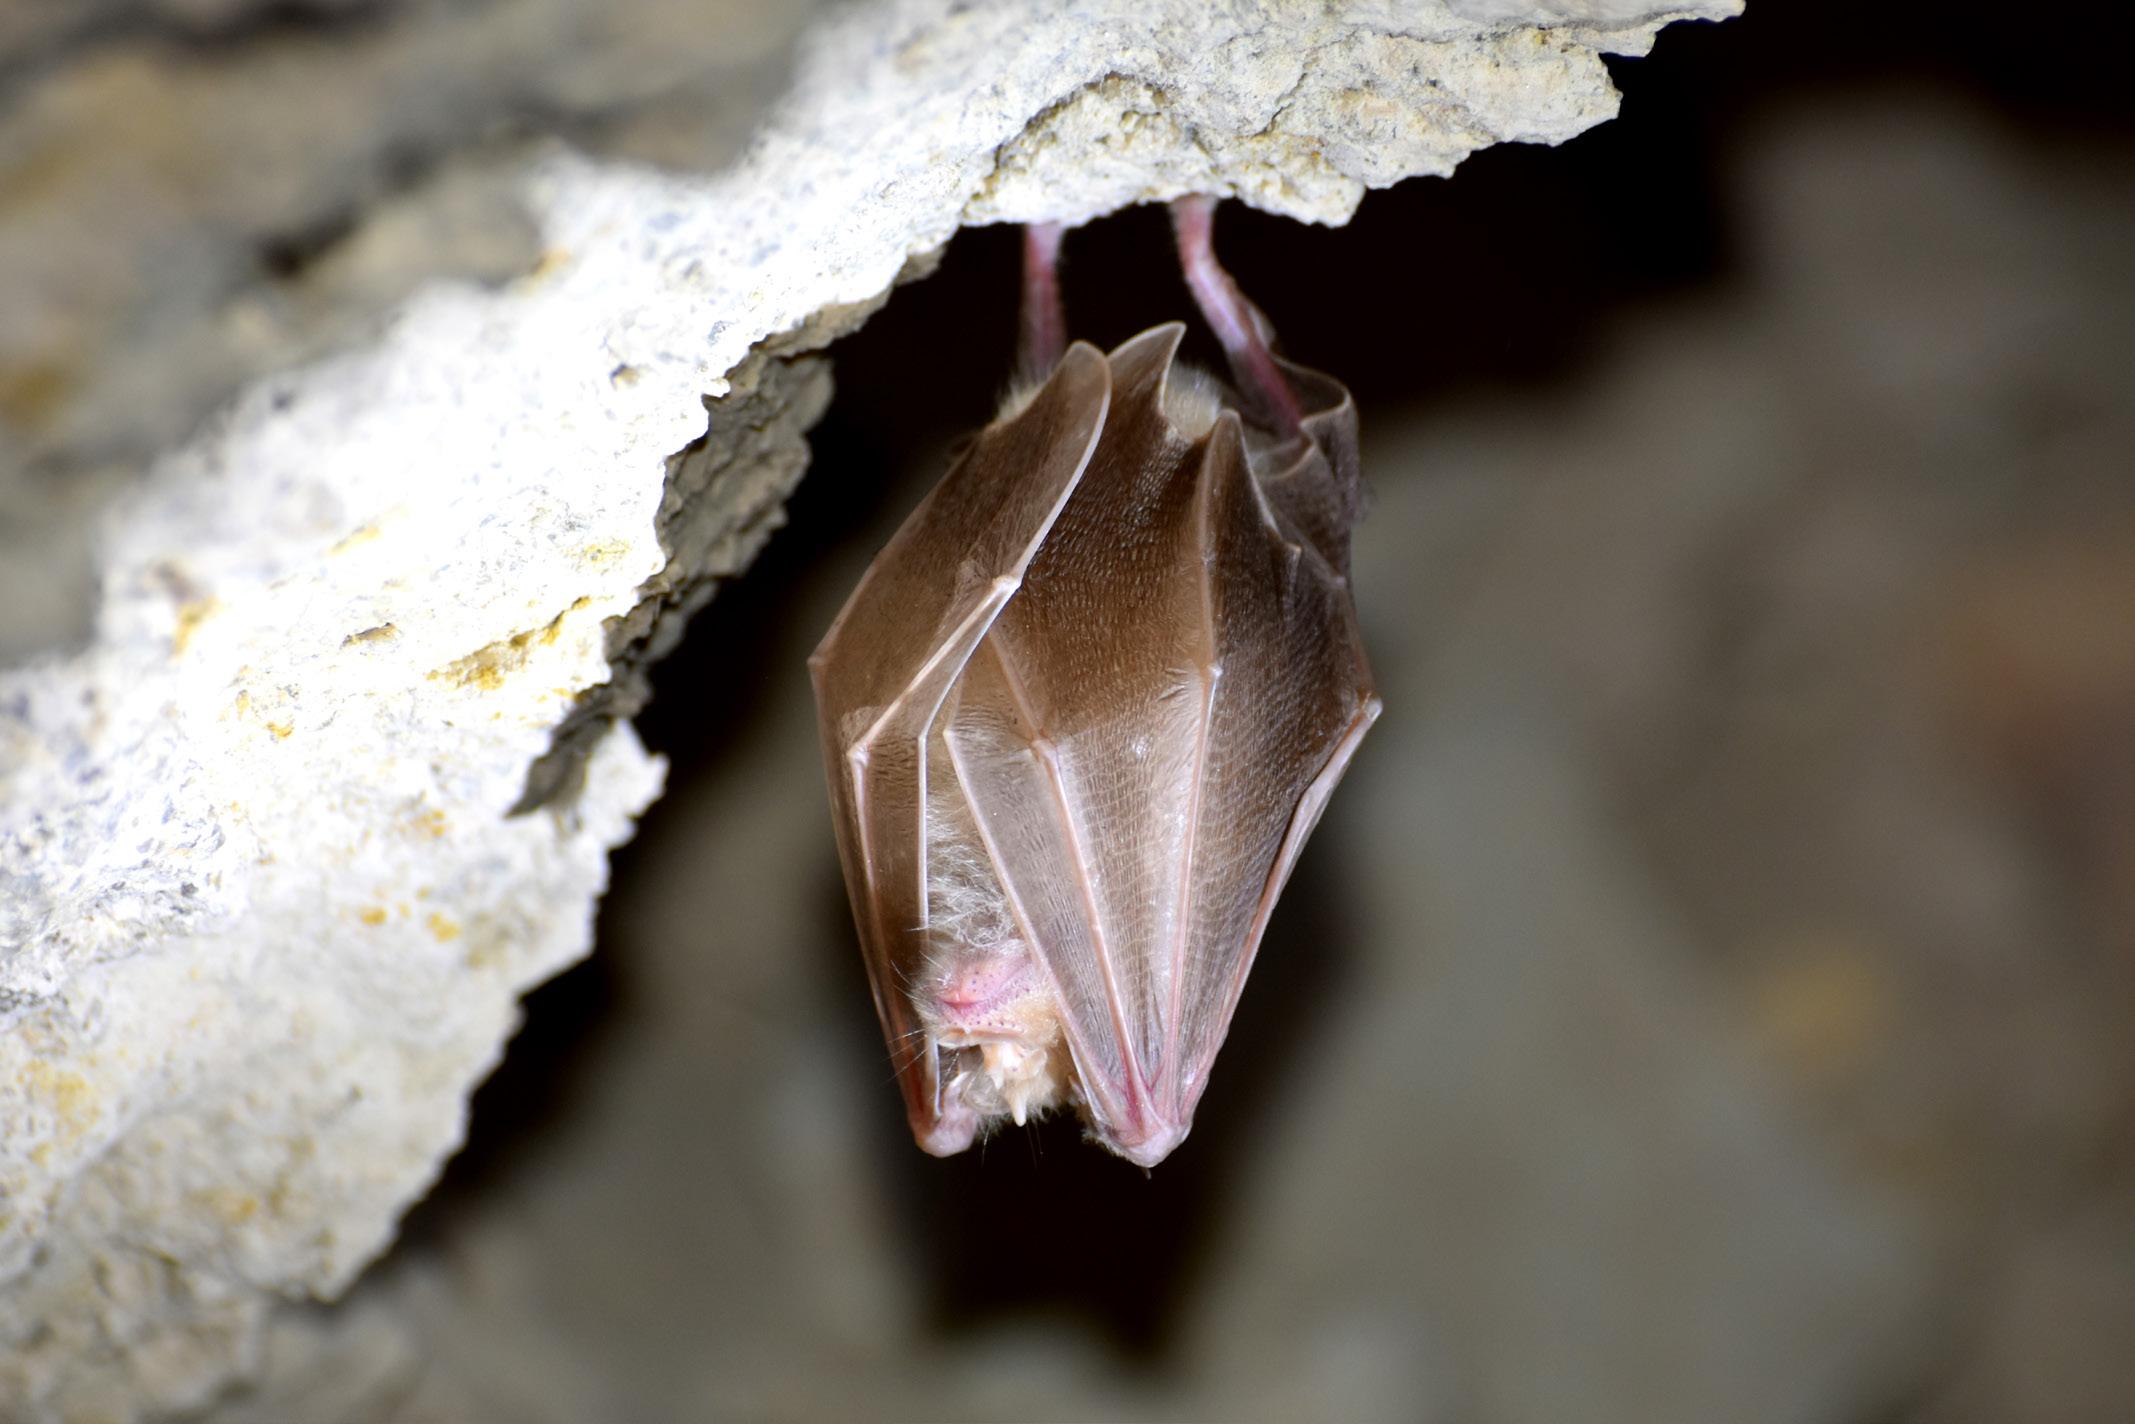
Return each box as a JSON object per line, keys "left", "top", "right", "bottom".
{"left": 922, "top": 948, "right": 1046, "bottom": 1034}
{"left": 911, "top": 952, "right": 1073, "bottom": 1137}
{"left": 931, "top": 983, "right": 995, "bottom": 1021}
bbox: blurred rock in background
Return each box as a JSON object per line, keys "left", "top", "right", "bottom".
{"left": 0, "top": 0, "right": 819, "bottom": 665}
{"left": 5, "top": 0, "right": 2132, "bottom": 1420}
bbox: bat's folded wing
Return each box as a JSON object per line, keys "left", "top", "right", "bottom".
{"left": 1173, "top": 406, "right": 1379, "bottom": 1112}
{"left": 1244, "top": 358, "right": 1362, "bottom": 579}
{"left": 809, "top": 343, "right": 1111, "bottom": 1152}
{"left": 946, "top": 328, "right": 1378, "bottom": 1165}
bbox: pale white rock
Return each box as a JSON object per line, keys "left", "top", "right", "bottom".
{"left": 0, "top": 0, "right": 1737, "bottom": 1418}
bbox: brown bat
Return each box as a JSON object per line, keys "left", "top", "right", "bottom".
{"left": 811, "top": 198, "right": 1378, "bottom": 1167}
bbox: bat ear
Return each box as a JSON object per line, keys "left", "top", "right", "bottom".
{"left": 1170, "top": 194, "right": 1304, "bottom": 436}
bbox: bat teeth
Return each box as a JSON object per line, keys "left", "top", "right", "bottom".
{"left": 933, "top": 1036, "right": 1067, "bottom": 1134}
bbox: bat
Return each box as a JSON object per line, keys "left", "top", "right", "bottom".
{"left": 810, "top": 197, "right": 1379, "bottom": 1167}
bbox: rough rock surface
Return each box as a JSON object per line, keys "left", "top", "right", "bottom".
{"left": 0, "top": 0, "right": 817, "bottom": 667}
{"left": 0, "top": 0, "right": 1738, "bottom": 1419}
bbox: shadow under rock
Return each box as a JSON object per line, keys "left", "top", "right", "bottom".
{"left": 393, "top": 949, "right": 625, "bottom": 1253}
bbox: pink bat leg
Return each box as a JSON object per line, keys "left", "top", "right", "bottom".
{"left": 1019, "top": 221, "right": 1068, "bottom": 380}
{"left": 1170, "top": 195, "right": 1304, "bottom": 438}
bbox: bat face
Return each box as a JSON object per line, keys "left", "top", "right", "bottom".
{"left": 810, "top": 322, "right": 1377, "bottom": 1168}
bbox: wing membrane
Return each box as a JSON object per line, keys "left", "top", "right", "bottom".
{"left": 965, "top": 328, "right": 1224, "bottom": 1155}
{"left": 1173, "top": 409, "right": 1378, "bottom": 1097}
{"left": 809, "top": 344, "right": 1109, "bottom": 1151}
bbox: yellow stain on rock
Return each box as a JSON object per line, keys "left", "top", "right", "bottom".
{"left": 358, "top": 906, "right": 388, "bottom": 927}
{"left": 191, "top": 1188, "right": 260, "bottom": 1225}
{"left": 173, "top": 596, "right": 220, "bottom": 655}
{"left": 0, "top": 359, "right": 78, "bottom": 435}
{"left": 524, "top": 248, "right": 575, "bottom": 284}
{"left": 329, "top": 523, "right": 383, "bottom": 555}
{"left": 427, "top": 912, "right": 462, "bottom": 943}
{"left": 342, "top": 623, "right": 399, "bottom": 648}
{"left": 1747, "top": 935, "right": 1893, "bottom": 1084}
{"left": 428, "top": 597, "right": 593, "bottom": 691}
{"left": 21, "top": 1062, "right": 98, "bottom": 1146}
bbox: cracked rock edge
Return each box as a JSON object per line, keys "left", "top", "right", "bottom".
{"left": 510, "top": 260, "right": 933, "bottom": 816}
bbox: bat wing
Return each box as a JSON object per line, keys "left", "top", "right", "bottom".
{"left": 1178, "top": 398, "right": 1379, "bottom": 1109}
{"left": 942, "top": 326, "right": 1378, "bottom": 1164}
{"left": 1251, "top": 357, "right": 1363, "bottom": 578}
{"left": 809, "top": 342, "right": 1111, "bottom": 1154}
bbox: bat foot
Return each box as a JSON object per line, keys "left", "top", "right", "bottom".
{"left": 1170, "top": 195, "right": 1305, "bottom": 438}
{"left": 1018, "top": 221, "right": 1068, "bottom": 381}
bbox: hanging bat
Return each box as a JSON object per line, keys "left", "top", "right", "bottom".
{"left": 810, "top": 198, "right": 1378, "bottom": 1167}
